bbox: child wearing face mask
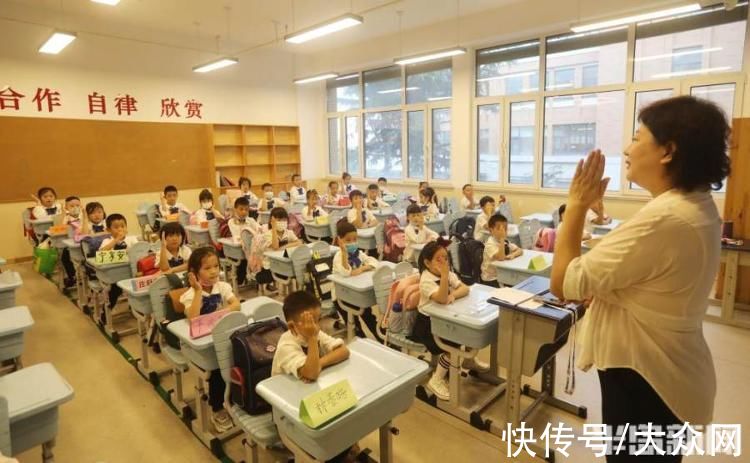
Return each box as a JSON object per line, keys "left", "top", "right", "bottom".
{"left": 254, "top": 207, "right": 301, "bottom": 289}
{"left": 193, "top": 189, "right": 224, "bottom": 223}
{"left": 180, "top": 247, "right": 240, "bottom": 433}
{"left": 258, "top": 183, "right": 286, "bottom": 211}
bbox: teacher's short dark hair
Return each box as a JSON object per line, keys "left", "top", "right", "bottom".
{"left": 638, "top": 95, "right": 730, "bottom": 192}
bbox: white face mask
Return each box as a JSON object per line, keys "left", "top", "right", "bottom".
{"left": 69, "top": 206, "right": 81, "bottom": 217}
{"left": 264, "top": 191, "right": 274, "bottom": 200}
{"left": 276, "top": 221, "right": 287, "bottom": 232}
{"left": 201, "top": 201, "right": 213, "bottom": 210}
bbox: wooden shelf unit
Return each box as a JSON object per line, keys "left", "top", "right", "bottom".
{"left": 211, "top": 124, "right": 301, "bottom": 195}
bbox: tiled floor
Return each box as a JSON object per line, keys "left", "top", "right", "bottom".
{"left": 9, "top": 263, "right": 750, "bottom": 462}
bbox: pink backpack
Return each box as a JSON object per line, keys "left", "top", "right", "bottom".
{"left": 288, "top": 212, "right": 303, "bottom": 238}
{"left": 534, "top": 227, "right": 557, "bottom": 252}
{"left": 247, "top": 226, "right": 270, "bottom": 274}
{"left": 382, "top": 216, "right": 406, "bottom": 263}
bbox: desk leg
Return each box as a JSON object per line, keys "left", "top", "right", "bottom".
{"left": 379, "top": 421, "right": 394, "bottom": 463}
{"left": 721, "top": 251, "right": 739, "bottom": 322}
{"left": 449, "top": 350, "right": 461, "bottom": 409}
{"left": 195, "top": 374, "right": 210, "bottom": 436}
{"left": 506, "top": 312, "right": 526, "bottom": 427}
{"left": 522, "top": 356, "right": 588, "bottom": 420}
{"left": 347, "top": 311, "right": 354, "bottom": 342}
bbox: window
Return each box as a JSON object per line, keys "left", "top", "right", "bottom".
{"left": 407, "top": 111, "right": 425, "bottom": 179}
{"left": 543, "top": 91, "right": 625, "bottom": 190}
{"left": 431, "top": 108, "right": 451, "bottom": 180}
{"left": 326, "top": 74, "right": 360, "bottom": 112}
{"left": 364, "top": 111, "right": 402, "bottom": 179}
{"left": 345, "top": 116, "right": 360, "bottom": 175}
{"left": 476, "top": 40, "right": 540, "bottom": 97}
{"left": 691, "top": 83, "right": 736, "bottom": 193}
{"left": 509, "top": 101, "right": 536, "bottom": 185}
{"left": 477, "top": 104, "right": 500, "bottom": 182}
{"left": 328, "top": 118, "right": 340, "bottom": 174}
{"left": 364, "top": 66, "right": 402, "bottom": 108}
{"left": 406, "top": 59, "right": 452, "bottom": 104}
{"left": 634, "top": 3, "right": 747, "bottom": 81}
{"left": 546, "top": 27, "right": 627, "bottom": 90}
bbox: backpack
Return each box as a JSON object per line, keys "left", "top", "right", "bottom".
{"left": 449, "top": 216, "right": 476, "bottom": 241}
{"left": 288, "top": 212, "right": 303, "bottom": 239}
{"left": 534, "top": 227, "right": 557, "bottom": 252}
{"left": 137, "top": 253, "right": 159, "bottom": 276}
{"left": 382, "top": 274, "right": 420, "bottom": 335}
{"left": 247, "top": 227, "right": 269, "bottom": 275}
{"left": 457, "top": 238, "right": 485, "bottom": 285}
{"left": 382, "top": 216, "right": 406, "bottom": 263}
{"left": 306, "top": 255, "right": 334, "bottom": 304}
{"left": 81, "top": 234, "right": 110, "bottom": 257}
{"left": 229, "top": 318, "right": 287, "bottom": 415}
{"left": 337, "top": 197, "right": 351, "bottom": 207}
{"left": 159, "top": 273, "right": 188, "bottom": 350}
{"left": 218, "top": 218, "right": 232, "bottom": 239}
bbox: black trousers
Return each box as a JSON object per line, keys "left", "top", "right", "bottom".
{"left": 237, "top": 258, "right": 248, "bottom": 285}
{"left": 108, "top": 285, "right": 122, "bottom": 310}
{"left": 335, "top": 303, "right": 383, "bottom": 342}
{"left": 208, "top": 369, "right": 226, "bottom": 412}
{"left": 598, "top": 368, "right": 683, "bottom": 463}
{"left": 408, "top": 312, "right": 458, "bottom": 356}
{"left": 60, "top": 248, "right": 76, "bottom": 281}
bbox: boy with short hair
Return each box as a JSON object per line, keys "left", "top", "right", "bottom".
{"left": 474, "top": 196, "right": 496, "bottom": 241}
{"left": 289, "top": 174, "right": 306, "bottom": 203}
{"left": 259, "top": 183, "right": 286, "bottom": 211}
{"left": 159, "top": 185, "right": 191, "bottom": 217}
{"left": 228, "top": 197, "right": 259, "bottom": 241}
{"left": 341, "top": 172, "right": 358, "bottom": 195}
{"left": 99, "top": 213, "right": 140, "bottom": 319}
{"left": 333, "top": 221, "right": 378, "bottom": 276}
{"left": 365, "top": 184, "right": 388, "bottom": 210}
{"left": 404, "top": 204, "right": 438, "bottom": 263}
{"left": 346, "top": 190, "right": 377, "bottom": 229}
{"left": 377, "top": 177, "right": 391, "bottom": 197}
{"left": 480, "top": 214, "right": 523, "bottom": 287}
{"left": 460, "top": 184, "right": 477, "bottom": 211}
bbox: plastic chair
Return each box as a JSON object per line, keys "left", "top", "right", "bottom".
{"left": 372, "top": 266, "right": 426, "bottom": 355}
{"left": 552, "top": 208, "right": 561, "bottom": 228}
{"left": 519, "top": 219, "right": 542, "bottom": 250}
{"left": 497, "top": 201, "right": 514, "bottom": 224}
{"left": 373, "top": 222, "right": 385, "bottom": 259}
{"left": 290, "top": 245, "right": 312, "bottom": 291}
{"left": 310, "top": 241, "right": 330, "bottom": 258}
{"left": 447, "top": 197, "right": 460, "bottom": 215}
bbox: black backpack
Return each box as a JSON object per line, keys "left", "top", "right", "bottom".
{"left": 306, "top": 255, "right": 334, "bottom": 303}
{"left": 457, "top": 239, "right": 485, "bottom": 285}
{"left": 229, "top": 318, "right": 287, "bottom": 415}
{"left": 159, "top": 273, "right": 188, "bottom": 350}
{"left": 450, "top": 216, "right": 476, "bottom": 241}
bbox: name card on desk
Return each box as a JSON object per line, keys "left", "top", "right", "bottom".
{"left": 527, "top": 255, "right": 548, "bottom": 271}
{"left": 131, "top": 273, "right": 161, "bottom": 291}
{"left": 48, "top": 224, "right": 69, "bottom": 235}
{"left": 300, "top": 379, "right": 357, "bottom": 428}
{"left": 95, "top": 250, "right": 129, "bottom": 265}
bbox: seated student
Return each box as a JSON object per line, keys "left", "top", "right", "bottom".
{"left": 258, "top": 183, "right": 286, "bottom": 211}
{"left": 558, "top": 204, "right": 592, "bottom": 241}
{"left": 238, "top": 176, "right": 259, "bottom": 205}
{"left": 585, "top": 199, "right": 612, "bottom": 235}
{"left": 99, "top": 213, "right": 140, "bottom": 318}
{"left": 418, "top": 181, "right": 429, "bottom": 194}
{"left": 411, "top": 241, "right": 481, "bottom": 401}
{"left": 80, "top": 202, "right": 107, "bottom": 236}
{"left": 341, "top": 172, "right": 358, "bottom": 195}
{"left": 480, "top": 214, "right": 523, "bottom": 287}
{"left": 255, "top": 207, "right": 302, "bottom": 289}
{"left": 193, "top": 189, "right": 224, "bottom": 223}
{"left": 473, "top": 196, "right": 496, "bottom": 241}
{"left": 334, "top": 221, "right": 378, "bottom": 276}
{"left": 418, "top": 187, "right": 440, "bottom": 221}
{"left": 460, "top": 184, "right": 478, "bottom": 211}
{"left": 323, "top": 181, "right": 343, "bottom": 206}
{"left": 302, "top": 190, "right": 327, "bottom": 222}
{"left": 404, "top": 204, "right": 438, "bottom": 263}
{"left": 59, "top": 196, "right": 83, "bottom": 287}
{"left": 159, "top": 185, "right": 191, "bottom": 217}
{"left": 180, "top": 247, "right": 240, "bottom": 433}
{"left": 365, "top": 184, "right": 388, "bottom": 210}
{"left": 346, "top": 191, "right": 377, "bottom": 229}
{"left": 228, "top": 196, "right": 258, "bottom": 285}
{"left": 31, "top": 186, "right": 63, "bottom": 219}
{"left": 377, "top": 177, "right": 391, "bottom": 197}
{"left": 289, "top": 174, "right": 306, "bottom": 203}
{"left": 157, "top": 222, "right": 192, "bottom": 274}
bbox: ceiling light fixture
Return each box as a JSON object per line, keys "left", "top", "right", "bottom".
{"left": 38, "top": 31, "right": 76, "bottom": 54}
{"left": 571, "top": 3, "right": 701, "bottom": 33}
{"left": 294, "top": 72, "right": 339, "bottom": 84}
{"left": 192, "top": 57, "right": 239, "bottom": 73}
{"left": 285, "top": 13, "right": 363, "bottom": 44}
{"left": 91, "top": 0, "right": 121, "bottom": 5}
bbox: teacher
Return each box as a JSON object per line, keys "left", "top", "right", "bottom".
{"left": 551, "top": 96, "right": 731, "bottom": 462}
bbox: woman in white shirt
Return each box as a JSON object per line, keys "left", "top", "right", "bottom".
{"left": 551, "top": 96, "right": 730, "bottom": 462}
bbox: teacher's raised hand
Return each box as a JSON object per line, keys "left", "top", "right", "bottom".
{"left": 568, "top": 149, "right": 610, "bottom": 209}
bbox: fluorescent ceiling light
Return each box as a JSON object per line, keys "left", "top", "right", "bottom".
{"left": 634, "top": 47, "right": 722, "bottom": 62}
{"left": 192, "top": 57, "right": 239, "bottom": 73}
{"left": 651, "top": 66, "right": 731, "bottom": 79}
{"left": 91, "top": 0, "right": 120, "bottom": 5}
{"left": 335, "top": 73, "right": 359, "bottom": 81}
{"left": 294, "top": 72, "right": 339, "bottom": 84}
{"left": 38, "top": 31, "right": 76, "bottom": 54}
{"left": 285, "top": 13, "right": 363, "bottom": 44}
{"left": 394, "top": 46, "right": 466, "bottom": 65}
{"left": 427, "top": 96, "right": 451, "bottom": 101}
{"left": 378, "top": 86, "right": 417, "bottom": 94}
{"left": 571, "top": 3, "right": 701, "bottom": 33}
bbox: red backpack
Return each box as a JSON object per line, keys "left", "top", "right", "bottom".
{"left": 137, "top": 253, "right": 159, "bottom": 276}
{"left": 382, "top": 216, "right": 406, "bottom": 263}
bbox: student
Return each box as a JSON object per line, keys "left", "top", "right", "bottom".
{"left": 418, "top": 181, "right": 429, "bottom": 193}
{"left": 228, "top": 196, "right": 258, "bottom": 285}
{"left": 333, "top": 221, "right": 378, "bottom": 276}
{"left": 31, "top": 186, "right": 62, "bottom": 219}
{"left": 377, "top": 177, "right": 391, "bottom": 197}
{"left": 193, "top": 189, "right": 224, "bottom": 223}
{"left": 460, "top": 184, "right": 478, "bottom": 211}
{"left": 238, "top": 177, "right": 259, "bottom": 205}
{"left": 156, "top": 222, "right": 191, "bottom": 274}
{"left": 289, "top": 174, "right": 306, "bottom": 203}
{"left": 258, "top": 183, "right": 286, "bottom": 211}
{"left": 99, "top": 213, "right": 140, "bottom": 316}
{"left": 62, "top": 196, "right": 82, "bottom": 229}
{"left": 80, "top": 202, "right": 107, "bottom": 236}
{"left": 301, "top": 190, "right": 327, "bottom": 222}
{"left": 585, "top": 199, "right": 612, "bottom": 234}
{"left": 180, "top": 247, "right": 240, "bottom": 433}
{"left": 480, "top": 214, "right": 523, "bottom": 287}
{"left": 341, "top": 172, "right": 358, "bottom": 195}
{"left": 256, "top": 208, "right": 301, "bottom": 289}
{"left": 346, "top": 191, "right": 377, "bottom": 229}
{"left": 404, "top": 204, "right": 438, "bottom": 263}
{"left": 558, "top": 204, "right": 592, "bottom": 241}
{"left": 323, "top": 181, "right": 343, "bottom": 206}
{"left": 412, "top": 241, "right": 479, "bottom": 401}
{"left": 418, "top": 187, "right": 440, "bottom": 221}
{"left": 159, "top": 185, "right": 190, "bottom": 217}
{"left": 474, "top": 196, "right": 496, "bottom": 241}
{"left": 365, "top": 184, "right": 388, "bottom": 210}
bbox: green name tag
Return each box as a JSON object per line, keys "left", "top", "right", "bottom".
{"left": 95, "top": 250, "right": 129, "bottom": 265}
{"left": 299, "top": 379, "right": 357, "bottom": 428}
{"left": 528, "top": 254, "right": 548, "bottom": 271}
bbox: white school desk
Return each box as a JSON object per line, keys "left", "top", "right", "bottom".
{"left": 322, "top": 204, "right": 352, "bottom": 212}
{"left": 707, "top": 241, "right": 750, "bottom": 330}
{"left": 356, "top": 226, "right": 377, "bottom": 252}
{"left": 0, "top": 306, "right": 34, "bottom": 369}
{"left": 0, "top": 272, "right": 22, "bottom": 311}
{"left": 85, "top": 257, "right": 132, "bottom": 285}
{"left": 256, "top": 338, "right": 429, "bottom": 463}
{"left": 382, "top": 195, "right": 398, "bottom": 206}
{"left": 491, "top": 249, "right": 553, "bottom": 287}
{"left": 591, "top": 218, "right": 622, "bottom": 235}
{"left": 302, "top": 221, "right": 332, "bottom": 241}
{"left": 520, "top": 213, "right": 554, "bottom": 228}
{"left": 185, "top": 225, "right": 211, "bottom": 248}
{"left": 218, "top": 237, "right": 244, "bottom": 261}
{"left": 327, "top": 261, "right": 398, "bottom": 341}
{"left": 264, "top": 243, "right": 338, "bottom": 284}
{"left": 373, "top": 208, "right": 395, "bottom": 223}
{"left": 30, "top": 218, "right": 54, "bottom": 239}
{"left": 464, "top": 208, "right": 482, "bottom": 219}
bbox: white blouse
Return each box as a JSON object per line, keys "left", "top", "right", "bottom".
{"left": 562, "top": 189, "right": 720, "bottom": 424}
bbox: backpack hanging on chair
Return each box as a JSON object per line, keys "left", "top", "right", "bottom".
{"left": 382, "top": 216, "right": 406, "bottom": 263}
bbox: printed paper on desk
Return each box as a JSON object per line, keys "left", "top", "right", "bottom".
{"left": 314, "top": 216, "right": 329, "bottom": 225}
{"left": 189, "top": 309, "right": 229, "bottom": 339}
{"left": 95, "top": 250, "right": 129, "bottom": 265}
{"left": 491, "top": 287, "right": 543, "bottom": 310}
{"left": 131, "top": 273, "right": 162, "bottom": 291}
{"left": 300, "top": 379, "right": 357, "bottom": 428}
{"left": 527, "top": 255, "right": 549, "bottom": 271}
{"left": 48, "top": 224, "right": 68, "bottom": 235}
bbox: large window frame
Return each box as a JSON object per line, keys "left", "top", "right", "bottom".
{"left": 471, "top": 4, "right": 746, "bottom": 198}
